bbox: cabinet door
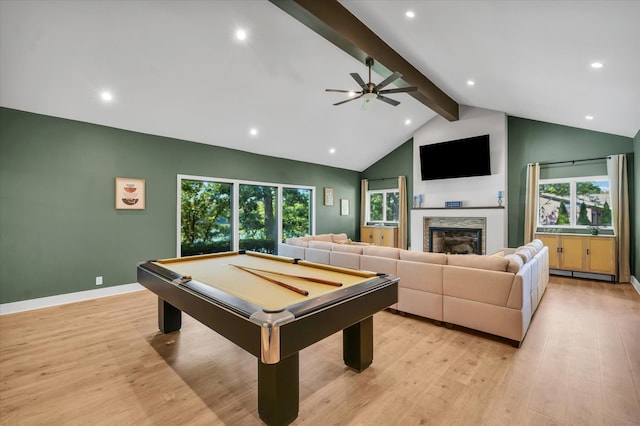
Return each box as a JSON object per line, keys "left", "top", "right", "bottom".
{"left": 587, "top": 237, "right": 616, "bottom": 275}
{"left": 536, "top": 234, "right": 560, "bottom": 269}
{"left": 380, "top": 228, "right": 397, "bottom": 247}
{"left": 361, "top": 226, "right": 375, "bottom": 244}
{"left": 560, "top": 236, "right": 586, "bottom": 271}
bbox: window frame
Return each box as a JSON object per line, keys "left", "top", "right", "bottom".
{"left": 537, "top": 175, "right": 612, "bottom": 230}
{"left": 177, "top": 174, "right": 315, "bottom": 257}
{"left": 365, "top": 188, "right": 400, "bottom": 225}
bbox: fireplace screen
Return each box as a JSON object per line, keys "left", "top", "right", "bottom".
{"left": 429, "top": 227, "right": 482, "bottom": 254}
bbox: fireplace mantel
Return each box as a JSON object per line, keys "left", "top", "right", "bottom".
{"left": 410, "top": 207, "right": 507, "bottom": 254}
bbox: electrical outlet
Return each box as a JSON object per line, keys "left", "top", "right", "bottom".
{"left": 96, "top": 276, "right": 103, "bottom": 286}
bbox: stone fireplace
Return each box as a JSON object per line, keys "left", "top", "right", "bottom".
{"left": 429, "top": 227, "right": 483, "bottom": 254}
{"left": 423, "top": 217, "right": 487, "bottom": 254}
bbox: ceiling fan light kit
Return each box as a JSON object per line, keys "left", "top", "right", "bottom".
{"left": 326, "top": 57, "right": 417, "bottom": 107}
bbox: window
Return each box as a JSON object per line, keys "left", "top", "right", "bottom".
{"left": 178, "top": 175, "right": 314, "bottom": 256}
{"left": 538, "top": 176, "right": 612, "bottom": 228}
{"left": 366, "top": 189, "right": 399, "bottom": 224}
{"left": 180, "top": 179, "right": 232, "bottom": 256}
{"left": 282, "top": 188, "right": 312, "bottom": 241}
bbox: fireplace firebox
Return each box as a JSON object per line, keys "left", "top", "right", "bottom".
{"left": 429, "top": 227, "right": 482, "bottom": 255}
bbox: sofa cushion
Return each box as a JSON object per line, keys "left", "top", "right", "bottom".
{"left": 331, "top": 233, "right": 349, "bottom": 243}
{"left": 330, "top": 251, "right": 360, "bottom": 270}
{"left": 304, "top": 247, "right": 330, "bottom": 264}
{"left": 312, "top": 234, "right": 333, "bottom": 242}
{"left": 361, "top": 255, "right": 397, "bottom": 275}
{"left": 331, "top": 244, "right": 364, "bottom": 255}
{"left": 529, "top": 239, "right": 544, "bottom": 251}
{"left": 308, "top": 240, "right": 334, "bottom": 251}
{"left": 515, "top": 247, "right": 534, "bottom": 263}
{"left": 399, "top": 250, "right": 447, "bottom": 265}
{"left": 446, "top": 254, "right": 510, "bottom": 272}
{"left": 362, "top": 246, "right": 401, "bottom": 259}
{"left": 505, "top": 254, "right": 524, "bottom": 273}
{"left": 397, "top": 260, "right": 443, "bottom": 293}
{"left": 285, "top": 237, "right": 308, "bottom": 247}
{"left": 525, "top": 242, "right": 540, "bottom": 256}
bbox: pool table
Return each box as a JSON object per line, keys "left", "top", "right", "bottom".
{"left": 137, "top": 250, "right": 398, "bottom": 425}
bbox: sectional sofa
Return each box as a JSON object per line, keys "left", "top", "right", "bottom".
{"left": 278, "top": 233, "right": 549, "bottom": 346}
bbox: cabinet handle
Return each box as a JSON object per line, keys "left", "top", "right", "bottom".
{"left": 586, "top": 249, "right": 590, "bottom": 255}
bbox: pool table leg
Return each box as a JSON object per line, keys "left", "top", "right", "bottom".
{"left": 258, "top": 352, "right": 299, "bottom": 426}
{"left": 343, "top": 315, "right": 373, "bottom": 372}
{"left": 158, "top": 297, "right": 181, "bottom": 333}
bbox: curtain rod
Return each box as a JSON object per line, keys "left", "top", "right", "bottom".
{"left": 536, "top": 156, "right": 609, "bottom": 166}
{"left": 365, "top": 177, "right": 398, "bottom": 182}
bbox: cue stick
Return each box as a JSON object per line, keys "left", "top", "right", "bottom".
{"left": 230, "top": 264, "right": 309, "bottom": 296}
{"left": 229, "top": 264, "right": 342, "bottom": 287}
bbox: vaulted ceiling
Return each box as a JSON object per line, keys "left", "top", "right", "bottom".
{"left": 1, "top": 0, "right": 638, "bottom": 171}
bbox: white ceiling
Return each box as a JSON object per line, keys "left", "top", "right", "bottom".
{"left": 1, "top": 0, "right": 638, "bottom": 172}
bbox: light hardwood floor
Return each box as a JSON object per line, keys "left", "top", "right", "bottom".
{"left": 1, "top": 276, "right": 639, "bottom": 425}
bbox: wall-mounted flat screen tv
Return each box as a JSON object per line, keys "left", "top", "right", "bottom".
{"left": 419, "top": 134, "right": 491, "bottom": 180}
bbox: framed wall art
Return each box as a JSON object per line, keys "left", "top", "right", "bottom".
{"left": 324, "top": 187, "right": 334, "bottom": 206}
{"left": 115, "top": 177, "right": 145, "bottom": 210}
{"left": 340, "top": 199, "right": 350, "bottom": 216}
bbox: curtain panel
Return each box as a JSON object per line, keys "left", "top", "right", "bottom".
{"left": 607, "top": 154, "right": 631, "bottom": 283}
{"left": 524, "top": 163, "right": 540, "bottom": 244}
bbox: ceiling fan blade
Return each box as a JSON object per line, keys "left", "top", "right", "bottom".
{"left": 325, "top": 89, "right": 360, "bottom": 94}
{"left": 375, "top": 71, "right": 403, "bottom": 90}
{"left": 333, "top": 94, "right": 363, "bottom": 106}
{"left": 376, "top": 95, "right": 400, "bottom": 107}
{"left": 378, "top": 86, "right": 418, "bottom": 94}
{"left": 350, "top": 73, "right": 368, "bottom": 90}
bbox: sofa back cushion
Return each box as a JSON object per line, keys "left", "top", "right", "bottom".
{"left": 446, "top": 254, "right": 510, "bottom": 272}
{"left": 443, "top": 267, "right": 517, "bottom": 308}
{"left": 308, "top": 240, "right": 334, "bottom": 251}
{"left": 515, "top": 246, "right": 534, "bottom": 263}
{"left": 361, "top": 255, "right": 397, "bottom": 275}
{"left": 304, "top": 247, "right": 330, "bottom": 265}
{"left": 285, "top": 237, "right": 309, "bottom": 247}
{"left": 399, "top": 250, "right": 447, "bottom": 265}
{"left": 330, "top": 251, "right": 361, "bottom": 270}
{"left": 331, "top": 244, "right": 364, "bottom": 255}
{"left": 362, "top": 246, "right": 401, "bottom": 259}
{"left": 331, "top": 233, "right": 349, "bottom": 243}
{"left": 505, "top": 254, "right": 524, "bottom": 273}
{"left": 312, "top": 234, "right": 333, "bottom": 242}
{"left": 397, "top": 260, "right": 443, "bottom": 294}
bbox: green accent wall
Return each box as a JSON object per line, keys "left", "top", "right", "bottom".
{"left": 0, "top": 108, "right": 360, "bottom": 303}
{"left": 361, "top": 138, "right": 413, "bottom": 243}
{"left": 507, "top": 116, "right": 635, "bottom": 267}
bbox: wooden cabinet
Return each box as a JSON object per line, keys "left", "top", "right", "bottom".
{"left": 361, "top": 226, "right": 398, "bottom": 247}
{"left": 535, "top": 233, "right": 616, "bottom": 277}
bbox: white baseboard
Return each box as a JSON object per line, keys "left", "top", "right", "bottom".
{"left": 0, "top": 283, "right": 145, "bottom": 315}
{"left": 632, "top": 275, "right": 640, "bottom": 296}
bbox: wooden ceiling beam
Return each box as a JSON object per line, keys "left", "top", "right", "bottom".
{"left": 269, "top": 0, "right": 459, "bottom": 121}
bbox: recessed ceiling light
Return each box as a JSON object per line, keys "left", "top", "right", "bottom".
{"left": 404, "top": 119, "right": 412, "bottom": 125}
{"left": 590, "top": 62, "right": 603, "bottom": 69}
{"left": 348, "top": 91, "right": 357, "bottom": 97}
{"left": 329, "top": 148, "right": 336, "bottom": 154}
{"left": 585, "top": 115, "right": 594, "bottom": 120}
{"left": 249, "top": 128, "right": 258, "bottom": 136}
{"left": 100, "top": 91, "right": 113, "bottom": 102}
{"left": 405, "top": 10, "right": 415, "bottom": 18}
{"left": 235, "top": 29, "right": 247, "bottom": 41}
{"left": 467, "top": 80, "right": 475, "bottom": 86}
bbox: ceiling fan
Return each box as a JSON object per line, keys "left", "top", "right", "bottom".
{"left": 325, "top": 57, "right": 417, "bottom": 108}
